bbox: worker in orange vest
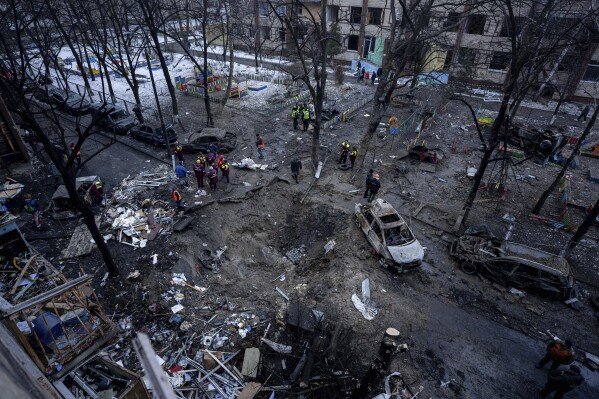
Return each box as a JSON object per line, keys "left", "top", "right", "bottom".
{"left": 169, "top": 188, "right": 185, "bottom": 212}
{"left": 69, "top": 143, "right": 81, "bottom": 166}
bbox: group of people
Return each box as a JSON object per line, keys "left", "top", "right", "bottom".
{"left": 338, "top": 140, "right": 359, "bottom": 169}
{"left": 291, "top": 104, "right": 311, "bottom": 131}
{"left": 357, "top": 61, "right": 383, "bottom": 86}
{"left": 536, "top": 338, "right": 584, "bottom": 399}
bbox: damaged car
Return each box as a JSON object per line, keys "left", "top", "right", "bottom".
{"left": 450, "top": 232, "right": 576, "bottom": 299}
{"left": 355, "top": 199, "right": 425, "bottom": 272}
{"left": 181, "top": 128, "right": 237, "bottom": 154}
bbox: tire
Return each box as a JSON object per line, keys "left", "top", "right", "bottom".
{"left": 460, "top": 261, "right": 478, "bottom": 275}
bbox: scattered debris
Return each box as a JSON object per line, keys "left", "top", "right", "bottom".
{"left": 352, "top": 278, "right": 378, "bottom": 320}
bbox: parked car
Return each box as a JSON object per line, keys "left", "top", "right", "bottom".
{"left": 450, "top": 232, "right": 576, "bottom": 299}
{"left": 129, "top": 123, "right": 177, "bottom": 146}
{"left": 181, "top": 128, "right": 237, "bottom": 154}
{"left": 355, "top": 199, "right": 425, "bottom": 272}
{"left": 47, "top": 89, "right": 91, "bottom": 115}
{"left": 94, "top": 106, "right": 138, "bottom": 135}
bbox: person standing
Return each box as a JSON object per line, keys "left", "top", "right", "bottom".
{"left": 89, "top": 181, "right": 105, "bottom": 204}
{"left": 209, "top": 142, "right": 219, "bottom": 154}
{"left": 536, "top": 339, "right": 576, "bottom": 370}
{"left": 302, "top": 106, "right": 310, "bottom": 131}
{"left": 169, "top": 188, "right": 185, "bottom": 212}
{"left": 360, "top": 67, "right": 365, "bottom": 82}
{"left": 207, "top": 166, "right": 218, "bottom": 190}
{"left": 220, "top": 159, "right": 230, "bottom": 184}
{"left": 256, "top": 133, "right": 265, "bottom": 159}
{"left": 193, "top": 159, "right": 205, "bottom": 188}
{"left": 206, "top": 151, "right": 216, "bottom": 168}
{"left": 365, "top": 172, "right": 380, "bottom": 203}
{"left": 22, "top": 194, "right": 41, "bottom": 228}
{"left": 175, "top": 163, "right": 190, "bottom": 186}
{"left": 539, "top": 365, "right": 584, "bottom": 399}
{"left": 371, "top": 72, "right": 376, "bottom": 85}
{"left": 197, "top": 153, "right": 207, "bottom": 168}
{"left": 69, "top": 143, "right": 81, "bottom": 166}
{"left": 174, "top": 144, "right": 184, "bottom": 165}
{"left": 577, "top": 105, "right": 591, "bottom": 122}
{"left": 338, "top": 141, "right": 350, "bottom": 165}
{"left": 349, "top": 146, "right": 358, "bottom": 169}
{"left": 290, "top": 159, "right": 302, "bottom": 183}
{"left": 292, "top": 104, "right": 300, "bottom": 130}
{"left": 363, "top": 169, "right": 374, "bottom": 199}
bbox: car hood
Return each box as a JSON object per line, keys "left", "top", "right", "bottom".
{"left": 116, "top": 116, "right": 137, "bottom": 128}
{"left": 388, "top": 240, "right": 425, "bottom": 264}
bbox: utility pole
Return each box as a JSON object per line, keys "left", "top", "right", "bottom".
{"left": 145, "top": 48, "right": 173, "bottom": 165}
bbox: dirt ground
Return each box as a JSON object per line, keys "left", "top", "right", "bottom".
{"left": 12, "top": 77, "right": 599, "bottom": 398}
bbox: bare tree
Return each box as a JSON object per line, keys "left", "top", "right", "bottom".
{"left": 564, "top": 197, "right": 599, "bottom": 256}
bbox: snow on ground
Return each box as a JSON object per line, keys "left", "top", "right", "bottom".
{"left": 191, "top": 43, "right": 292, "bottom": 65}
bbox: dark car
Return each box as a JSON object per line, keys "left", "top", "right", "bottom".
{"left": 181, "top": 128, "right": 237, "bottom": 154}
{"left": 129, "top": 123, "right": 177, "bottom": 146}
{"left": 47, "top": 89, "right": 91, "bottom": 115}
{"left": 450, "top": 234, "right": 576, "bottom": 299}
{"left": 92, "top": 105, "right": 137, "bottom": 135}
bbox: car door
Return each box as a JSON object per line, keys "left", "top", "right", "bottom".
{"left": 357, "top": 209, "right": 374, "bottom": 236}
{"left": 508, "top": 261, "right": 539, "bottom": 289}
{"left": 367, "top": 221, "right": 384, "bottom": 254}
{"left": 481, "top": 259, "right": 518, "bottom": 285}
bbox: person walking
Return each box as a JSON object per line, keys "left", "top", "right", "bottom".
{"left": 536, "top": 339, "right": 576, "bottom": 370}
{"left": 577, "top": 105, "right": 591, "bottom": 122}
{"left": 256, "top": 133, "right": 265, "bottom": 159}
{"left": 539, "top": 365, "right": 584, "bottom": 399}
{"left": 174, "top": 144, "right": 184, "bottom": 165}
{"left": 302, "top": 106, "right": 310, "bottom": 131}
{"left": 338, "top": 141, "right": 350, "bottom": 165}
{"left": 169, "top": 188, "right": 185, "bottom": 212}
{"left": 175, "top": 163, "right": 190, "bottom": 186}
{"left": 292, "top": 104, "right": 300, "bottom": 130}
{"left": 207, "top": 166, "right": 218, "bottom": 190}
{"left": 193, "top": 159, "right": 206, "bottom": 188}
{"left": 371, "top": 72, "right": 376, "bottom": 85}
{"left": 363, "top": 169, "right": 374, "bottom": 199}
{"left": 290, "top": 159, "right": 302, "bottom": 183}
{"left": 365, "top": 172, "right": 380, "bottom": 203}
{"left": 349, "top": 146, "right": 358, "bottom": 169}
{"left": 22, "top": 194, "right": 41, "bottom": 228}
{"left": 220, "top": 159, "right": 230, "bottom": 184}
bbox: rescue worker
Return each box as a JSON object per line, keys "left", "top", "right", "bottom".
{"left": 207, "top": 166, "right": 218, "bottom": 190}
{"left": 22, "top": 194, "right": 41, "bottom": 228}
{"left": 193, "top": 158, "right": 206, "bottom": 188}
{"left": 338, "top": 141, "right": 350, "bottom": 165}
{"left": 209, "top": 142, "right": 219, "bottom": 154}
{"left": 292, "top": 104, "right": 300, "bottom": 130}
{"left": 256, "top": 133, "right": 265, "bottom": 159}
{"left": 302, "top": 105, "right": 310, "bottom": 131}
{"left": 220, "top": 159, "right": 230, "bottom": 184}
{"left": 69, "top": 143, "right": 81, "bottom": 166}
{"left": 217, "top": 154, "right": 225, "bottom": 170}
{"left": 89, "top": 181, "right": 104, "bottom": 204}
{"left": 207, "top": 152, "right": 216, "bottom": 167}
{"left": 539, "top": 365, "right": 584, "bottom": 399}
{"left": 536, "top": 339, "right": 576, "bottom": 370}
{"left": 349, "top": 146, "right": 358, "bottom": 169}
{"left": 175, "top": 163, "right": 190, "bottom": 186}
{"left": 290, "top": 159, "right": 302, "bottom": 183}
{"left": 174, "top": 144, "right": 184, "bottom": 165}
{"left": 197, "top": 153, "right": 207, "bottom": 167}
{"left": 169, "top": 188, "right": 184, "bottom": 212}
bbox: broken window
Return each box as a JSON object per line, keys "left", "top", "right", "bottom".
{"left": 444, "top": 12, "right": 461, "bottom": 32}
{"left": 365, "top": 210, "right": 375, "bottom": 225}
{"left": 347, "top": 34, "right": 359, "bottom": 51}
{"left": 259, "top": 2, "right": 269, "bottom": 16}
{"left": 372, "top": 222, "right": 383, "bottom": 240}
{"left": 261, "top": 26, "right": 271, "bottom": 40}
{"left": 466, "top": 14, "right": 486, "bottom": 34}
{"left": 279, "top": 27, "right": 286, "bottom": 42}
{"left": 384, "top": 225, "right": 414, "bottom": 246}
{"left": 489, "top": 52, "right": 511, "bottom": 71}
{"left": 458, "top": 48, "right": 477, "bottom": 65}
{"left": 582, "top": 61, "right": 599, "bottom": 82}
{"left": 368, "top": 7, "right": 382, "bottom": 25}
{"left": 379, "top": 214, "right": 401, "bottom": 224}
{"left": 499, "top": 16, "right": 526, "bottom": 37}
{"left": 327, "top": 5, "right": 339, "bottom": 22}
{"left": 443, "top": 49, "right": 454, "bottom": 70}
{"left": 276, "top": 4, "right": 286, "bottom": 16}
{"left": 350, "top": 7, "right": 361, "bottom": 24}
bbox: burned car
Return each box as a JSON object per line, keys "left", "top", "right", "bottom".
{"left": 507, "top": 125, "right": 565, "bottom": 156}
{"left": 181, "top": 128, "right": 237, "bottom": 154}
{"left": 355, "top": 199, "right": 425, "bottom": 272}
{"left": 450, "top": 232, "right": 575, "bottom": 299}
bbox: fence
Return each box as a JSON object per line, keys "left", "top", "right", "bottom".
{"left": 323, "top": 94, "right": 375, "bottom": 129}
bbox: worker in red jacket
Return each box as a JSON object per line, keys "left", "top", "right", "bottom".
{"left": 536, "top": 339, "right": 576, "bottom": 370}
{"left": 174, "top": 145, "right": 184, "bottom": 165}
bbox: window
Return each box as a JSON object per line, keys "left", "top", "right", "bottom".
{"left": 443, "top": 49, "right": 454, "bottom": 70}
{"left": 499, "top": 17, "right": 526, "bottom": 37}
{"left": 347, "top": 34, "right": 359, "bottom": 51}
{"left": 583, "top": 61, "right": 599, "bottom": 82}
{"left": 259, "top": 2, "right": 269, "bottom": 16}
{"left": 279, "top": 28, "right": 286, "bottom": 42}
{"left": 466, "top": 14, "right": 486, "bottom": 34}
{"left": 372, "top": 222, "right": 383, "bottom": 240}
{"left": 261, "top": 26, "right": 271, "bottom": 40}
{"left": 444, "top": 12, "right": 460, "bottom": 32}
{"left": 489, "top": 52, "right": 510, "bottom": 71}
{"left": 295, "top": 3, "right": 302, "bottom": 15}
{"left": 350, "top": 7, "right": 361, "bottom": 24}
{"left": 458, "top": 48, "right": 477, "bottom": 65}
{"left": 277, "top": 5, "right": 286, "bottom": 16}
{"left": 365, "top": 211, "right": 375, "bottom": 225}
{"left": 327, "top": 5, "right": 339, "bottom": 22}
{"left": 368, "top": 7, "right": 382, "bottom": 25}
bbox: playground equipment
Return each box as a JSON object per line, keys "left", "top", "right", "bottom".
{"left": 229, "top": 80, "right": 248, "bottom": 98}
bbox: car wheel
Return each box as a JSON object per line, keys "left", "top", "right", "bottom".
{"left": 460, "top": 261, "right": 478, "bottom": 275}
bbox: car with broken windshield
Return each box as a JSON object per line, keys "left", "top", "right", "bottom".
{"left": 355, "top": 199, "right": 425, "bottom": 272}
{"left": 450, "top": 232, "right": 576, "bottom": 299}
{"left": 181, "top": 128, "right": 237, "bottom": 154}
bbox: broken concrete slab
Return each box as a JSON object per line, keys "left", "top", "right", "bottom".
{"left": 241, "top": 348, "right": 260, "bottom": 378}
{"left": 238, "top": 382, "right": 262, "bottom": 399}
{"left": 60, "top": 223, "right": 96, "bottom": 259}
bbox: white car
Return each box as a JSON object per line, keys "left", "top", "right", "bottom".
{"left": 355, "top": 199, "right": 425, "bottom": 272}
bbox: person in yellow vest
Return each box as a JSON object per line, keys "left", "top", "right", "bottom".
{"left": 302, "top": 105, "right": 310, "bottom": 131}
{"left": 291, "top": 104, "right": 300, "bottom": 130}
{"left": 220, "top": 159, "right": 230, "bottom": 183}
{"left": 338, "top": 141, "right": 350, "bottom": 165}
{"left": 349, "top": 146, "right": 358, "bottom": 169}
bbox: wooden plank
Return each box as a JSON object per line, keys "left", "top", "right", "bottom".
{"left": 237, "top": 382, "right": 262, "bottom": 399}
{"left": 241, "top": 348, "right": 260, "bottom": 378}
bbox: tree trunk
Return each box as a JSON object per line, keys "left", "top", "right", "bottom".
{"left": 148, "top": 28, "right": 179, "bottom": 124}
{"left": 532, "top": 106, "right": 599, "bottom": 215}
{"left": 217, "top": 37, "right": 234, "bottom": 114}
{"left": 201, "top": 0, "right": 214, "bottom": 127}
{"left": 564, "top": 197, "right": 599, "bottom": 256}
{"left": 253, "top": 0, "right": 261, "bottom": 69}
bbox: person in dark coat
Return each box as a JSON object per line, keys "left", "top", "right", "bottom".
{"left": 360, "top": 67, "right": 365, "bottom": 82}
{"left": 371, "top": 72, "right": 376, "bottom": 85}
{"left": 577, "top": 105, "right": 591, "bottom": 122}
{"left": 290, "top": 159, "right": 302, "bottom": 183}
{"left": 349, "top": 147, "right": 358, "bottom": 169}
{"left": 539, "top": 365, "right": 584, "bottom": 399}
{"left": 367, "top": 172, "right": 381, "bottom": 202}
{"left": 536, "top": 339, "right": 576, "bottom": 371}
{"left": 174, "top": 145, "right": 184, "bottom": 165}
{"left": 207, "top": 166, "right": 218, "bottom": 190}
{"left": 363, "top": 169, "right": 374, "bottom": 199}
{"left": 193, "top": 159, "right": 205, "bottom": 188}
